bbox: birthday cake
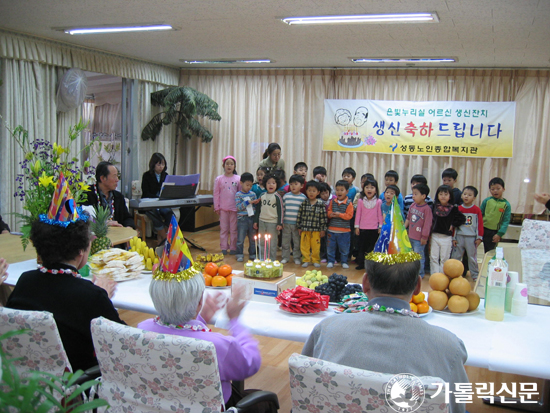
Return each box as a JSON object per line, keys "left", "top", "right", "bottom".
{"left": 244, "top": 259, "right": 284, "bottom": 279}
{"left": 339, "top": 130, "right": 362, "bottom": 147}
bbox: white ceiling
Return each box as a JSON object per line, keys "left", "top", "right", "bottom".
{"left": 1, "top": 0, "right": 550, "bottom": 69}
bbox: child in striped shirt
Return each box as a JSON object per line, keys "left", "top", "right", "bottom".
{"left": 282, "top": 175, "right": 306, "bottom": 264}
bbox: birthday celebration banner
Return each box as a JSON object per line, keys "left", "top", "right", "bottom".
{"left": 322, "top": 100, "right": 515, "bottom": 158}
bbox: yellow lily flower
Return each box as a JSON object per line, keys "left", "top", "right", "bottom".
{"left": 77, "top": 182, "right": 90, "bottom": 192}
{"left": 38, "top": 172, "right": 55, "bottom": 187}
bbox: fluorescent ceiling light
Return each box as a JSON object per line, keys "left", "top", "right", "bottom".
{"left": 352, "top": 57, "right": 456, "bottom": 63}
{"left": 282, "top": 13, "right": 438, "bottom": 25}
{"left": 64, "top": 25, "right": 173, "bottom": 35}
{"left": 182, "top": 59, "right": 273, "bottom": 65}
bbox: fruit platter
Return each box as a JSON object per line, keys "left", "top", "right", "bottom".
{"left": 275, "top": 286, "right": 329, "bottom": 314}
{"left": 409, "top": 292, "right": 431, "bottom": 316}
{"left": 312, "top": 273, "right": 363, "bottom": 303}
{"left": 203, "top": 262, "right": 234, "bottom": 288}
{"left": 428, "top": 259, "right": 480, "bottom": 314}
{"left": 129, "top": 236, "right": 159, "bottom": 271}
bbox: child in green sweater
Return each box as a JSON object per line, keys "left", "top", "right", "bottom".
{"left": 480, "top": 177, "right": 511, "bottom": 253}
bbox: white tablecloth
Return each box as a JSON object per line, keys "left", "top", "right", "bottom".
{"left": 6, "top": 259, "right": 550, "bottom": 380}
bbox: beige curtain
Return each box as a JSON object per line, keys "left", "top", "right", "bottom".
{"left": 1, "top": 59, "right": 56, "bottom": 230}
{"left": 0, "top": 29, "right": 179, "bottom": 86}
{"left": 133, "top": 80, "right": 176, "bottom": 182}
{"left": 179, "top": 68, "right": 550, "bottom": 213}
{"left": 93, "top": 103, "right": 122, "bottom": 135}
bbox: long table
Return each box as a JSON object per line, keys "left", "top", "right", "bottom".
{"left": 5, "top": 259, "right": 550, "bottom": 382}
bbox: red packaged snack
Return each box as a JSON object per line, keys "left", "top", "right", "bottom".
{"left": 275, "top": 286, "right": 329, "bottom": 314}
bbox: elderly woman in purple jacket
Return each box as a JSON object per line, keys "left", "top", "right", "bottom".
{"left": 138, "top": 272, "right": 261, "bottom": 409}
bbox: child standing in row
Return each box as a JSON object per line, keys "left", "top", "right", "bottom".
{"left": 327, "top": 180, "right": 354, "bottom": 269}
{"left": 442, "top": 168, "right": 463, "bottom": 206}
{"left": 452, "top": 186, "right": 484, "bottom": 280}
{"left": 252, "top": 166, "right": 268, "bottom": 199}
{"left": 405, "top": 184, "right": 433, "bottom": 278}
{"left": 297, "top": 181, "right": 327, "bottom": 268}
{"left": 319, "top": 182, "right": 333, "bottom": 262}
{"left": 481, "top": 177, "right": 511, "bottom": 253}
{"left": 354, "top": 178, "right": 383, "bottom": 270}
{"left": 214, "top": 155, "right": 240, "bottom": 254}
{"left": 282, "top": 175, "right": 306, "bottom": 264}
{"left": 404, "top": 174, "right": 434, "bottom": 217}
{"left": 235, "top": 173, "right": 258, "bottom": 262}
{"left": 253, "top": 174, "right": 283, "bottom": 260}
{"left": 380, "top": 170, "right": 405, "bottom": 213}
{"left": 381, "top": 185, "right": 400, "bottom": 222}
{"left": 430, "top": 185, "right": 466, "bottom": 274}
{"left": 286, "top": 162, "right": 308, "bottom": 195}
{"left": 342, "top": 167, "right": 360, "bottom": 202}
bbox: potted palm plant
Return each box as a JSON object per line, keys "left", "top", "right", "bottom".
{"left": 141, "top": 86, "right": 221, "bottom": 172}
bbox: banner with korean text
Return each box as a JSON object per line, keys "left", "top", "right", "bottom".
{"left": 322, "top": 100, "right": 515, "bottom": 158}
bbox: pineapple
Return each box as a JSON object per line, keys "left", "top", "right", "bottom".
{"left": 90, "top": 205, "right": 112, "bottom": 255}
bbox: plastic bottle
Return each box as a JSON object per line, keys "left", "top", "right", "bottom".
{"left": 511, "top": 283, "right": 528, "bottom": 317}
{"left": 484, "top": 248, "right": 507, "bottom": 308}
{"left": 485, "top": 247, "right": 508, "bottom": 321}
{"left": 505, "top": 271, "right": 519, "bottom": 312}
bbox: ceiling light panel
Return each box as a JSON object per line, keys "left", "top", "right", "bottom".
{"left": 351, "top": 57, "right": 456, "bottom": 63}
{"left": 64, "top": 25, "right": 174, "bottom": 35}
{"left": 282, "top": 13, "right": 439, "bottom": 25}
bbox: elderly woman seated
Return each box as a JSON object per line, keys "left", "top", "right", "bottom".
{"left": 138, "top": 271, "right": 261, "bottom": 409}
{"left": 7, "top": 218, "right": 123, "bottom": 372}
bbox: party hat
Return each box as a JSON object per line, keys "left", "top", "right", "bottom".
{"left": 39, "top": 172, "right": 86, "bottom": 227}
{"left": 153, "top": 215, "right": 200, "bottom": 281}
{"left": 367, "top": 196, "right": 420, "bottom": 265}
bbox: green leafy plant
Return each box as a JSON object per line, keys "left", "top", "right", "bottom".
{"left": 7, "top": 119, "right": 97, "bottom": 249}
{"left": 0, "top": 330, "right": 108, "bottom": 412}
{"left": 141, "top": 86, "right": 221, "bottom": 142}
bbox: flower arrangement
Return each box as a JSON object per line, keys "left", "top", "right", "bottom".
{"left": 10, "top": 119, "right": 97, "bottom": 248}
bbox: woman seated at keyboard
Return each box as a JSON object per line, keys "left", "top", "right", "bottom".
{"left": 141, "top": 152, "right": 174, "bottom": 244}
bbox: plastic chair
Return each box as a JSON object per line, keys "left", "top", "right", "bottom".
{"left": 91, "top": 317, "right": 279, "bottom": 412}
{"left": 289, "top": 353, "right": 448, "bottom": 413}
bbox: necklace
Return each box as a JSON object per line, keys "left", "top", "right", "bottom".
{"left": 38, "top": 265, "right": 81, "bottom": 278}
{"left": 154, "top": 316, "right": 211, "bottom": 332}
{"left": 95, "top": 184, "right": 114, "bottom": 219}
{"left": 364, "top": 303, "right": 419, "bottom": 318}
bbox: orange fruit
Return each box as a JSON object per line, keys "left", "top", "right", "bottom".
{"left": 204, "top": 273, "right": 213, "bottom": 286}
{"left": 412, "top": 292, "right": 425, "bottom": 304}
{"left": 449, "top": 277, "right": 471, "bottom": 296}
{"left": 417, "top": 301, "right": 430, "bottom": 314}
{"left": 225, "top": 274, "right": 233, "bottom": 286}
{"left": 443, "top": 259, "right": 464, "bottom": 279}
{"left": 429, "top": 273, "right": 450, "bottom": 291}
{"left": 212, "top": 275, "right": 228, "bottom": 287}
{"left": 409, "top": 302, "right": 418, "bottom": 313}
{"left": 218, "top": 264, "right": 232, "bottom": 277}
{"left": 448, "top": 295, "right": 469, "bottom": 313}
{"left": 428, "top": 291, "right": 448, "bottom": 311}
{"left": 204, "top": 262, "right": 219, "bottom": 277}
